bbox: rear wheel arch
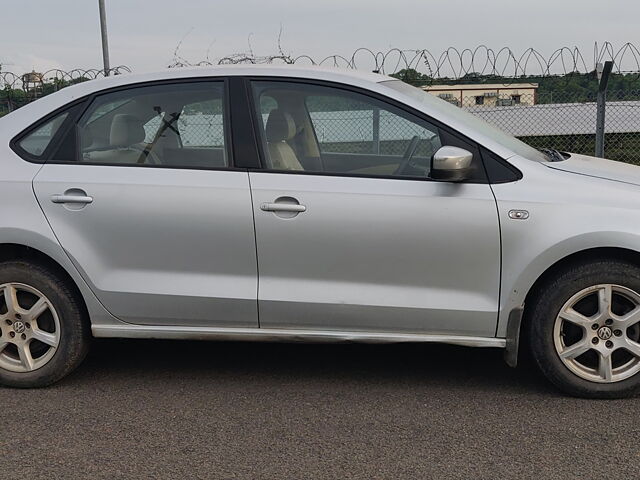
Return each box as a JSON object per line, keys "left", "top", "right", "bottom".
{"left": 0, "top": 243, "right": 89, "bottom": 319}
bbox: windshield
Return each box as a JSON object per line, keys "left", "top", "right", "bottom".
{"left": 381, "top": 80, "right": 549, "bottom": 162}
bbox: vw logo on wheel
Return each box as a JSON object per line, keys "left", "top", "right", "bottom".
{"left": 597, "top": 326, "right": 613, "bottom": 340}
{"left": 12, "top": 321, "right": 26, "bottom": 334}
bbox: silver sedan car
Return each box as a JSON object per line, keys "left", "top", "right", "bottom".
{"left": 1, "top": 65, "right": 639, "bottom": 397}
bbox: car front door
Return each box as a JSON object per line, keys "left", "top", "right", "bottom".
{"left": 31, "top": 80, "right": 258, "bottom": 327}
{"left": 247, "top": 79, "right": 500, "bottom": 336}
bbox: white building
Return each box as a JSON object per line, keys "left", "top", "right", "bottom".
{"left": 423, "top": 83, "right": 539, "bottom": 107}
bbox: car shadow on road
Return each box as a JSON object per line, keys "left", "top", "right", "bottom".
{"left": 71, "top": 337, "right": 555, "bottom": 396}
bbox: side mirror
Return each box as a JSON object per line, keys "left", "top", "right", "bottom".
{"left": 430, "top": 146, "right": 473, "bottom": 182}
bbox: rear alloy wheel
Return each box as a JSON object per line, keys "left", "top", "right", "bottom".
{"left": 0, "top": 283, "right": 61, "bottom": 373}
{"left": 0, "top": 261, "right": 90, "bottom": 388}
{"left": 529, "top": 259, "right": 640, "bottom": 398}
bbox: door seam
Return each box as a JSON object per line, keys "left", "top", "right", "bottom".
{"left": 246, "top": 171, "right": 261, "bottom": 328}
{"left": 489, "top": 183, "right": 504, "bottom": 338}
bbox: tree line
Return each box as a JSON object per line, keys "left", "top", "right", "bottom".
{"left": 390, "top": 69, "right": 640, "bottom": 103}
{"left": 1, "top": 77, "right": 91, "bottom": 116}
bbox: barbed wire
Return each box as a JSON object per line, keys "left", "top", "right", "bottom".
{"left": 2, "top": 42, "right": 639, "bottom": 91}
{"left": 168, "top": 41, "right": 640, "bottom": 81}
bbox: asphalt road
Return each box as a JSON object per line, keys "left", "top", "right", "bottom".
{"left": 1, "top": 339, "right": 639, "bottom": 479}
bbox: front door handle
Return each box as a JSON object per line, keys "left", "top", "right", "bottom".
{"left": 260, "top": 203, "right": 306, "bottom": 213}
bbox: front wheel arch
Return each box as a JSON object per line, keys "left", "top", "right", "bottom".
{"left": 524, "top": 247, "right": 640, "bottom": 313}
{"left": 518, "top": 247, "right": 640, "bottom": 362}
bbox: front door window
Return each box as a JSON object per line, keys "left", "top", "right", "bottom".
{"left": 251, "top": 81, "right": 446, "bottom": 178}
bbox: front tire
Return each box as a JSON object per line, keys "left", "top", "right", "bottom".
{"left": 0, "top": 261, "right": 90, "bottom": 388}
{"left": 528, "top": 258, "right": 640, "bottom": 398}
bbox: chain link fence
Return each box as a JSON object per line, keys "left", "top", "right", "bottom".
{"left": 306, "top": 109, "right": 437, "bottom": 158}
{"left": 143, "top": 114, "right": 225, "bottom": 147}
{"left": 453, "top": 89, "right": 640, "bottom": 164}
{"left": 0, "top": 67, "right": 131, "bottom": 117}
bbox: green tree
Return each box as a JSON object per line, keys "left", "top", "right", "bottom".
{"left": 389, "top": 68, "right": 432, "bottom": 86}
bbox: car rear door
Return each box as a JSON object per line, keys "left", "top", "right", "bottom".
{"left": 247, "top": 79, "right": 501, "bottom": 336}
{"left": 30, "top": 79, "right": 258, "bottom": 327}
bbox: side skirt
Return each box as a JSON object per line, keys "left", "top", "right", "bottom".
{"left": 92, "top": 324, "right": 506, "bottom": 348}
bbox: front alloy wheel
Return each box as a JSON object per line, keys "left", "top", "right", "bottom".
{"left": 529, "top": 259, "right": 640, "bottom": 398}
{"left": 554, "top": 284, "right": 640, "bottom": 383}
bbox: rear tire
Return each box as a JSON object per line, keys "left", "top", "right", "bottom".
{"left": 0, "top": 261, "right": 90, "bottom": 388}
{"left": 528, "top": 259, "right": 640, "bottom": 398}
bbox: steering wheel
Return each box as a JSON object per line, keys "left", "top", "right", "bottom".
{"left": 393, "top": 135, "right": 422, "bottom": 176}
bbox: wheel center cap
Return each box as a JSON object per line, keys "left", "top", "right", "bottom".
{"left": 598, "top": 325, "right": 613, "bottom": 340}
{"left": 12, "top": 321, "right": 25, "bottom": 334}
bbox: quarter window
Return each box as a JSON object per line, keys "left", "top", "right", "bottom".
{"left": 17, "top": 111, "right": 70, "bottom": 158}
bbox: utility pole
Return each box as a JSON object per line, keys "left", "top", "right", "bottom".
{"left": 98, "top": 0, "right": 111, "bottom": 76}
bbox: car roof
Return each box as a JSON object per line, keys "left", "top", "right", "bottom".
{"left": 42, "top": 64, "right": 390, "bottom": 103}
{"left": 0, "top": 65, "right": 391, "bottom": 133}
{"left": 121, "top": 64, "right": 390, "bottom": 85}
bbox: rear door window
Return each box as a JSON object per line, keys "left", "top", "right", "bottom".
{"left": 74, "top": 81, "right": 230, "bottom": 169}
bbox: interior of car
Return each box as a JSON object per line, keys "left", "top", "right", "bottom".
{"left": 79, "top": 82, "right": 227, "bottom": 168}
{"left": 254, "top": 83, "right": 442, "bottom": 178}
{"left": 73, "top": 80, "right": 445, "bottom": 178}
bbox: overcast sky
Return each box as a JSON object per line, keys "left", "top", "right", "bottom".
{"left": 1, "top": 0, "right": 638, "bottom": 75}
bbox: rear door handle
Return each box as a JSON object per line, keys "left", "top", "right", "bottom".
{"left": 51, "top": 191, "right": 93, "bottom": 205}
{"left": 260, "top": 203, "right": 306, "bottom": 213}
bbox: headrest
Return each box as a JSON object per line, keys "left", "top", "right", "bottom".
{"left": 110, "top": 114, "right": 145, "bottom": 147}
{"left": 265, "top": 109, "right": 296, "bottom": 142}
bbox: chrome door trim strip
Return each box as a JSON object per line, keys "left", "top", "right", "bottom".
{"left": 92, "top": 324, "right": 506, "bottom": 348}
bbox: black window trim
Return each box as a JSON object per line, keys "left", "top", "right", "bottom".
{"left": 11, "top": 77, "right": 243, "bottom": 173}
{"left": 229, "top": 77, "right": 261, "bottom": 169}
{"left": 244, "top": 76, "right": 522, "bottom": 184}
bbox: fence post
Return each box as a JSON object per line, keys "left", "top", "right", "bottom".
{"left": 595, "top": 61, "right": 613, "bottom": 158}
{"left": 372, "top": 107, "right": 380, "bottom": 154}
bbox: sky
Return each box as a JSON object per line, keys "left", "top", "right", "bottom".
{"left": 1, "top": 0, "right": 639, "bottom": 76}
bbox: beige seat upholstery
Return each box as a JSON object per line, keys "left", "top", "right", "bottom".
{"left": 84, "top": 114, "right": 154, "bottom": 164}
{"left": 265, "top": 109, "right": 303, "bottom": 171}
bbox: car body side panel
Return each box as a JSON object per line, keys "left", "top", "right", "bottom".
{"left": 493, "top": 156, "right": 640, "bottom": 337}
{"left": 33, "top": 164, "right": 259, "bottom": 327}
{"left": 250, "top": 172, "right": 501, "bottom": 336}
{"left": 0, "top": 143, "right": 123, "bottom": 328}
{"left": 8, "top": 67, "right": 640, "bottom": 345}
